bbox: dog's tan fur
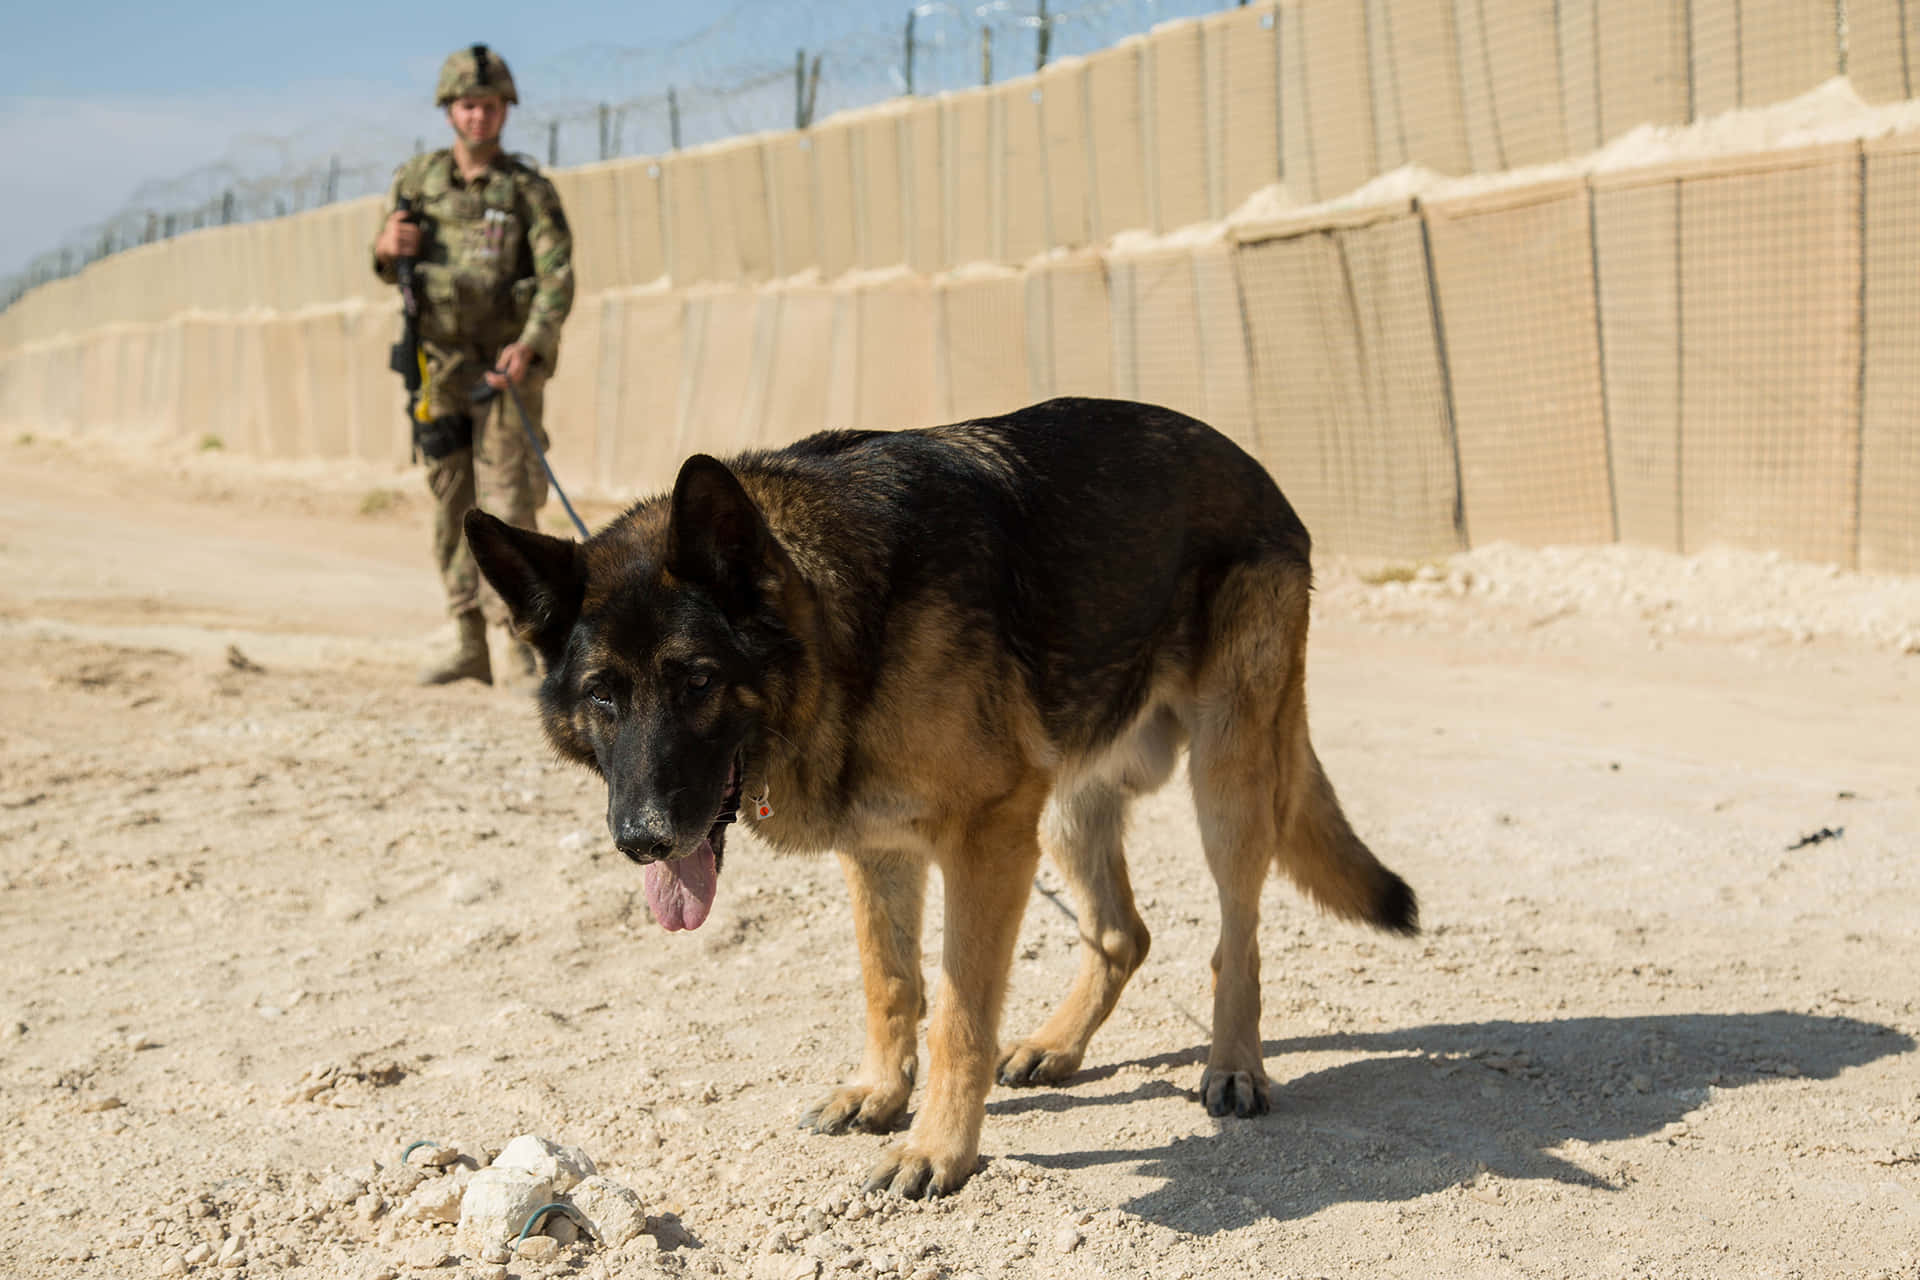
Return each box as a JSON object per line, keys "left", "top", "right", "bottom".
{"left": 786, "top": 557, "right": 1405, "bottom": 1194}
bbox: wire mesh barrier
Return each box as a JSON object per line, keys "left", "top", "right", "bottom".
{"left": 4, "top": 0, "right": 1918, "bottom": 575}
{"left": 1233, "top": 202, "right": 1462, "bottom": 560}
{"left": 2, "top": 0, "right": 1217, "bottom": 310}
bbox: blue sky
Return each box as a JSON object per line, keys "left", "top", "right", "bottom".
{"left": 2, "top": 0, "right": 1216, "bottom": 283}
{"left": 1, "top": 2, "right": 732, "bottom": 277}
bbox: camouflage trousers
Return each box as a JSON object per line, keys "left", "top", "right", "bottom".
{"left": 425, "top": 364, "right": 550, "bottom": 624}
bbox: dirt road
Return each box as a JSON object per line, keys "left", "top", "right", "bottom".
{"left": 2, "top": 433, "right": 1916, "bottom": 1280}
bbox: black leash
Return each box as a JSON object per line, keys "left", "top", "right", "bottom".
{"left": 474, "top": 378, "right": 590, "bottom": 540}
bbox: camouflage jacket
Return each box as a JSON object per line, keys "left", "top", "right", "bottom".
{"left": 372, "top": 149, "right": 574, "bottom": 368}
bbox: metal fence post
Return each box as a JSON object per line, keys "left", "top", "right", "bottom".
{"left": 1588, "top": 180, "right": 1620, "bottom": 544}
{"left": 1037, "top": 0, "right": 1051, "bottom": 72}
{"left": 1413, "top": 196, "right": 1470, "bottom": 550}
{"left": 1852, "top": 144, "right": 1869, "bottom": 568}
{"left": 905, "top": 13, "right": 916, "bottom": 94}
{"left": 669, "top": 87, "right": 682, "bottom": 149}
{"left": 1902, "top": 0, "right": 1914, "bottom": 97}
{"left": 981, "top": 24, "right": 993, "bottom": 85}
{"left": 1683, "top": 0, "right": 1698, "bottom": 120}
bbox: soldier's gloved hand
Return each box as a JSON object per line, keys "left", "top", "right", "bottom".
{"left": 375, "top": 211, "right": 422, "bottom": 264}
{"left": 486, "top": 342, "right": 535, "bottom": 389}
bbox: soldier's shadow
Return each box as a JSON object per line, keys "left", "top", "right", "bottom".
{"left": 988, "top": 1011, "right": 1913, "bottom": 1235}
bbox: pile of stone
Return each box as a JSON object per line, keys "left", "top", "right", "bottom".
{"left": 395, "top": 1133, "right": 648, "bottom": 1267}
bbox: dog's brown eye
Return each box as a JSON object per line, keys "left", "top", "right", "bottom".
{"left": 687, "top": 672, "right": 712, "bottom": 692}
{"left": 585, "top": 683, "right": 616, "bottom": 711}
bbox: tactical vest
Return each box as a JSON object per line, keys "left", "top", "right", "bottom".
{"left": 399, "top": 151, "right": 541, "bottom": 348}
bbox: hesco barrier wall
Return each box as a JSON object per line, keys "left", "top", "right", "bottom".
{"left": 4, "top": 1, "right": 1919, "bottom": 573}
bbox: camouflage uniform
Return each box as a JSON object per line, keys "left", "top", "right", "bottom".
{"left": 372, "top": 46, "right": 574, "bottom": 679}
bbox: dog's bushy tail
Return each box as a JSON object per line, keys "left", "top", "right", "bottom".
{"left": 1276, "top": 743, "right": 1418, "bottom": 936}
{"left": 1193, "top": 553, "right": 1418, "bottom": 937}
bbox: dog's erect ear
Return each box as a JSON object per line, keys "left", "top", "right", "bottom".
{"left": 464, "top": 510, "right": 585, "bottom": 656}
{"left": 666, "top": 455, "right": 778, "bottom": 605}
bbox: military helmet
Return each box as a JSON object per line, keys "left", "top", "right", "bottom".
{"left": 435, "top": 43, "right": 519, "bottom": 106}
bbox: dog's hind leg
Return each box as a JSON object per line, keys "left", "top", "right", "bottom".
{"left": 865, "top": 779, "right": 1049, "bottom": 1197}
{"left": 996, "top": 777, "right": 1153, "bottom": 1087}
{"left": 800, "top": 850, "right": 926, "bottom": 1136}
{"left": 1187, "top": 559, "right": 1417, "bottom": 1118}
{"left": 1187, "top": 706, "right": 1282, "bottom": 1119}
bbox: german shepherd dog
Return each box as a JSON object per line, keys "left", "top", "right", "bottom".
{"left": 466, "top": 397, "right": 1416, "bottom": 1198}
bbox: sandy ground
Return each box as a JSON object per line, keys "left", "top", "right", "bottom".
{"left": 1, "top": 431, "right": 1916, "bottom": 1280}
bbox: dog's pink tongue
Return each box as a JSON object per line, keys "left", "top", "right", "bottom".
{"left": 643, "top": 840, "right": 718, "bottom": 932}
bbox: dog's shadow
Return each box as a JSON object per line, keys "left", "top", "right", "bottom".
{"left": 988, "top": 1011, "right": 1912, "bottom": 1235}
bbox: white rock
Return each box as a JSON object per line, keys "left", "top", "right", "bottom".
{"left": 568, "top": 1176, "right": 646, "bottom": 1247}
{"left": 624, "top": 1231, "right": 669, "bottom": 1257}
{"left": 492, "top": 1134, "right": 596, "bottom": 1194}
{"left": 161, "top": 1255, "right": 188, "bottom": 1276}
{"left": 320, "top": 1173, "right": 367, "bottom": 1207}
{"left": 410, "top": 1142, "right": 463, "bottom": 1169}
{"left": 183, "top": 1243, "right": 213, "bottom": 1265}
{"left": 401, "top": 1178, "right": 464, "bottom": 1224}
{"left": 384, "top": 1164, "right": 426, "bottom": 1199}
{"left": 516, "top": 1235, "right": 561, "bottom": 1262}
{"left": 1053, "top": 1224, "right": 1083, "bottom": 1253}
{"left": 405, "top": 1238, "right": 454, "bottom": 1268}
{"left": 457, "top": 1167, "right": 555, "bottom": 1251}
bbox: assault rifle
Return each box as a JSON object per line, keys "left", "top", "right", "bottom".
{"left": 387, "top": 198, "right": 426, "bottom": 420}
{"left": 385, "top": 200, "right": 472, "bottom": 461}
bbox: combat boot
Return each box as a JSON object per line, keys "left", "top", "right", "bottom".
{"left": 418, "top": 609, "right": 492, "bottom": 685}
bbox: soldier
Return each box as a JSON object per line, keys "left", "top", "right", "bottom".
{"left": 372, "top": 43, "right": 574, "bottom": 685}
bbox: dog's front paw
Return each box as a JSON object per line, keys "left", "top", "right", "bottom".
{"left": 799, "top": 1082, "right": 911, "bottom": 1135}
{"left": 1198, "top": 1065, "right": 1271, "bottom": 1118}
{"left": 861, "top": 1139, "right": 978, "bottom": 1198}
{"left": 995, "top": 1040, "right": 1083, "bottom": 1087}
